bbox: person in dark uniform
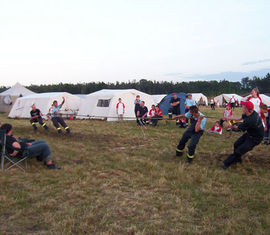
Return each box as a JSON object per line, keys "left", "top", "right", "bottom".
{"left": 222, "top": 101, "right": 264, "bottom": 169}
{"left": 173, "top": 105, "right": 206, "bottom": 163}
{"left": 134, "top": 95, "right": 141, "bottom": 125}
{"left": 137, "top": 101, "right": 148, "bottom": 127}
{"left": 170, "top": 93, "right": 181, "bottom": 125}
{"left": 30, "top": 104, "right": 49, "bottom": 132}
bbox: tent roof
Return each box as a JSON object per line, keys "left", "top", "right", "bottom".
{"left": 87, "top": 89, "right": 151, "bottom": 97}
{"left": 16, "top": 92, "right": 72, "bottom": 100}
{"left": 152, "top": 94, "right": 166, "bottom": 104}
{"left": 0, "top": 82, "right": 35, "bottom": 96}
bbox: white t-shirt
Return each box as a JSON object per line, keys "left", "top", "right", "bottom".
{"left": 248, "top": 97, "right": 262, "bottom": 113}
{"left": 116, "top": 102, "right": 125, "bottom": 115}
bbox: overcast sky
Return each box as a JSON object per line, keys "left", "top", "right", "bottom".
{"left": 1, "top": 0, "right": 270, "bottom": 86}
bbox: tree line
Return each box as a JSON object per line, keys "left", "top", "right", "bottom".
{"left": 1, "top": 73, "right": 269, "bottom": 97}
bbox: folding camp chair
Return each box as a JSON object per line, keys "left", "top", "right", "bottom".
{"left": 0, "top": 130, "right": 29, "bottom": 172}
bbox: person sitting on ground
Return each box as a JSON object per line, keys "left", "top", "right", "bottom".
{"left": 116, "top": 98, "right": 125, "bottom": 122}
{"left": 222, "top": 101, "right": 264, "bottom": 170}
{"left": 151, "top": 105, "right": 163, "bottom": 126}
{"left": 0, "top": 123, "right": 60, "bottom": 169}
{"left": 30, "top": 104, "right": 49, "bottom": 132}
{"left": 260, "top": 104, "right": 270, "bottom": 144}
{"left": 207, "top": 121, "right": 222, "bottom": 135}
{"left": 50, "top": 97, "right": 70, "bottom": 134}
{"left": 173, "top": 105, "right": 207, "bottom": 164}
{"left": 219, "top": 104, "right": 234, "bottom": 130}
{"left": 148, "top": 105, "right": 156, "bottom": 124}
{"left": 137, "top": 101, "right": 148, "bottom": 128}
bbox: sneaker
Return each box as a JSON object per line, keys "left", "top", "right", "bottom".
{"left": 47, "top": 163, "right": 61, "bottom": 170}
{"left": 57, "top": 129, "right": 63, "bottom": 134}
{"left": 186, "top": 157, "right": 193, "bottom": 164}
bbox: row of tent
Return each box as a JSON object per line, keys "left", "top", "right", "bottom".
{"left": 1, "top": 83, "right": 270, "bottom": 121}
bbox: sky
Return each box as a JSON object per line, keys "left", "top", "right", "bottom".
{"left": 0, "top": 0, "right": 270, "bottom": 86}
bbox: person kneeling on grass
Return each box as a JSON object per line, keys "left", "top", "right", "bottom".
{"left": 173, "top": 105, "right": 206, "bottom": 164}
{"left": 50, "top": 97, "right": 70, "bottom": 134}
{"left": 0, "top": 123, "right": 60, "bottom": 170}
{"left": 222, "top": 101, "right": 264, "bottom": 170}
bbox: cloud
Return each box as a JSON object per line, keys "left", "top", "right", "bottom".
{"left": 165, "top": 68, "right": 270, "bottom": 81}
{"left": 164, "top": 73, "right": 183, "bottom": 77}
{"left": 242, "top": 58, "right": 270, "bottom": 66}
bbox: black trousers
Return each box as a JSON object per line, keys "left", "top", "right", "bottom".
{"left": 151, "top": 116, "right": 162, "bottom": 126}
{"left": 30, "top": 117, "right": 48, "bottom": 130}
{"left": 177, "top": 129, "right": 204, "bottom": 156}
{"left": 224, "top": 133, "right": 262, "bottom": 167}
{"left": 51, "top": 117, "right": 70, "bottom": 132}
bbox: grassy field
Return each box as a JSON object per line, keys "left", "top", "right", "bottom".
{"left": 1, "top": 107, "right": 270, "bottom": 234}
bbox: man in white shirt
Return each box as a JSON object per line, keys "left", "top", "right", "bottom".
{"left": 116, "top": 98, "right": 125, "bottom": 122}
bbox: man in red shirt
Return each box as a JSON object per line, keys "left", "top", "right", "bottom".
{"left": 116, "top": 98, "right": 125, "bottom": 122}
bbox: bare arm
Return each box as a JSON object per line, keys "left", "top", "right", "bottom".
{"left": 227, "top": 116, "right": 242, "bottom": 121}
{"left": 172, "top": 114, "right": 185, "bottom": 120}
{"left": 61, "top": 97, "right": 65, "bottom": 106}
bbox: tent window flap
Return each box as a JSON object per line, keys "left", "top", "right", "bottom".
{"left": 97, "top": 99, "right": 111, "bottom": 107}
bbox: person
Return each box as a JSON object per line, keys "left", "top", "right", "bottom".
{"left": 0, "top": 123, "right": 60, "bottom": 169}
{"left": 230, "top": 95, "right": 236, "bottom": 110}
{"left": 222, "top": 101, "right": 264, "bottom": 170}
{"left": 184, "top": 93, "right": 196, "bottom": 124}
{"left": 30, "top": 104, "right": 49, "bottom": 132}
{"left": 173, "top": 105, "right": 207, "bottom": 164}
{"left": 116, "top": 98, "right": 125, "bottom": 122}
{"left": 137, "top": 101, "right": 148, "bottom": 128}
{"left": 50, "top": 97, "right": 70, "bottom": 134}
{"left": 207, "top": 121, "right": 222, "bottom": 135}
{"left": 219, "top": 104, "right": 233, "bottom": 130}
{"left": 148, "top": 105, "right": 156, "bottom": 125}
{"left": 170, "top": 93, "right": 181, "bottom": 125}
{"left": 134, "top": 95, "right": 141, "bottom": 125}
{"left": 260, "top": 104, "right": 270, "bottom": 144}
{"left": 210, "top": 97, "right": 215, "bottom": 110}
{"left": 151, "top": 105, "right": 163, "bottom": 126}
{"left": 247, "top": 88, "right": 263, "bottom": 113}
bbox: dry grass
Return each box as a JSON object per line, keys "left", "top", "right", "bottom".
{"left": 1, "top": 107, "right": 270, "bottom": 234}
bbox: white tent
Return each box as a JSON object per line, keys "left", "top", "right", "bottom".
{"left": 214, "top": 94, "right": 242, "bottom": 106}
{"left": 242, "top": 94, "right": 270, "bottom": 107}
{"left": 191, "top": 93, "right": 208, "bottom": 105}
{"left": 152, "top": 94, "right": 166, "bottom": 105}
{"left": 77, "top": 89, "right": 155, "bottom": 121}
{"left": 0, "top": 82, "right": 35, "bottom": 113}
{"left": 8, "top": 92, "right": 81, "bottom": 119}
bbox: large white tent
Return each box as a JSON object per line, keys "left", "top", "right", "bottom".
{"left": 191, "top": 93, "right": 208, "bottom": 105}
{"left": 0, "top": 82, "right": 35, "bottom": 113}
{"left": 77, "top": 89, "right": 155, "bottom": 121}
{"left": 214, "top": 94, "right": 242, "bottom": 106}
{"left": 152, "top": 94, "right": 166, "bottom": 105}
{"left": 8, "top": 92, "right": 81, "bottom": 119}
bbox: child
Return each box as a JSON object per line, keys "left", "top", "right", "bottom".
{"left": 207, "top": 121, "right": 222, "bottom": 135}
{"left": 174, "top": 105, "right": 206, "bottom": 164}
{"left": 219, "top": 104, "right": 233, "bottom": 131}
{"left": 260, "top": 104, "right": 270, "bottom": 144}
{"left": 151, "top": 105, "right": 163, "bottom": 126}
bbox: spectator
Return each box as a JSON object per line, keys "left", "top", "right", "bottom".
{"left": 151, "top": 105, "right": 163, "bottom": 126}
{"left": 169, "top": 93, "right": 181, "bottom": 125}
{"left": 247, "top": 88, "right": 263, "bottom": 113}
{"left": 210, "top": 97, "right": 215, "bottom": 110}
{"left": 0, "top": 123, "right": 60, "bottom": 169}
{"left": 185, "top": 93, "right": 196, "bottom": 124}
{"left": 207, "top": 121, "right": 222, "bottom": 135}
{"left": 230, "top": 95, "right": 236, "bottom": 110}
{"left": 116, "top": 98, "right": 125, "bottom": 122}
{"left": 50, "top": 97, "right": 70, "bottom": 134}
{"left": 30, "top": 104, "right": 49, "bottom": 132}
{"left": 260, "top": 104, "right": 270, "bottom": 144}
{"left": 219, "top": 104, "right": 233, "bottom": 130}
{"left": 134, "top": 95, "right": 141, "bottom": 125}
{"left": 222, "top": 101, "right": 264, "bottom": 169}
